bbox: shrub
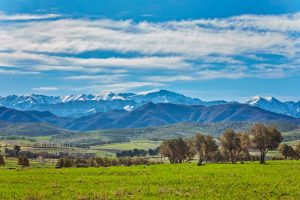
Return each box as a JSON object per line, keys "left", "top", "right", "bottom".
{"left": 74, "top": 158, "right": 89, "bottom": 168}
{"left": 56, "top": 157, "right": 74, "bottom": 168}
{"left": 118, "top": 157, "right": 133, "bottom": 166}
{"left": 18, "top": 156, "right": 30, "bottom": 167}
{"left": 131, "top": 157, "right": 149, "bottom": 165}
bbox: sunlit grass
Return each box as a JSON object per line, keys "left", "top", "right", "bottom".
{"left": 0, "top": 160, "right": 299, "bottom": 199}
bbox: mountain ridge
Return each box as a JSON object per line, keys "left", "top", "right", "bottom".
{"left": 1, "top": 90, "right": 299, "bottom": 118}
{"left": 65, "top": 102, "right": 300, "bottom": 131}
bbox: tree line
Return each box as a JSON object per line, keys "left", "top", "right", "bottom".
{"left": 116, "top": 148, "right": 160, "bottom": 158}
{"left": 56, "top": 157, "right": 159, "bottom": 168}
{"left": 160, "top": 124, "right": 300, "bottom": 165}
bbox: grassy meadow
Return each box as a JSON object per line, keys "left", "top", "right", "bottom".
{"left": 0, "top": 160, "right": 299, "bottom": 200}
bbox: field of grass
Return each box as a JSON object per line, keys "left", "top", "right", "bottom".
{"left": 90, "top": 139, "right": 161, "bottom": 151}
{"left": 0, "top": 160, "right": 299, "bottom": 199}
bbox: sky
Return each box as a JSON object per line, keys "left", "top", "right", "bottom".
{"left": 0, "top": 0, "right": 299, "bottom": 101}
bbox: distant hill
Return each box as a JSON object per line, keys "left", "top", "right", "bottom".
{"left": 1, "top": 103, "right": 299, "bottom": 133}
{"left": 65, "top": 103, "right": 300, "bottom": 131}
{"left": 0, "top": 107, "right": 71, "bottom": 127}
{"left": 0, "top": 122, "right": 72, "bottom": 137}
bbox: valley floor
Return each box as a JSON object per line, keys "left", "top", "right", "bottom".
{"left": 0, "top": 160, "right": 299, "bottom": 199}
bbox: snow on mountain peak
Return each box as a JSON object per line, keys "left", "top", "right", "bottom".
{"left": 247, "top": 96, "right": 276, "bottom": 105}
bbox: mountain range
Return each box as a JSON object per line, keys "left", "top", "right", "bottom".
{"left": 0, "top": 90, "right": 226, "bottom": 117}
{"left": 1, "top": 101, "right": 299, "bottom": 133}
{"left": 64, "top": 102, "right": 300, "bottom": 131}
{"left": 0, "top": 90, "right": 299, "bottom": 118}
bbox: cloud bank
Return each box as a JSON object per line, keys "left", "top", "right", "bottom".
{"left": 0, "top": 12, "right": 299, "bottom": 93}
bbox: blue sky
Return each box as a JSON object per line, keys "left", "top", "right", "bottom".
{"left": 0, "top": 0, "right": 299, "bottom": 101}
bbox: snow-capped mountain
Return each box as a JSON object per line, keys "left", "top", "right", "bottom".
{"left": 1, "top": 91, "right": 299, "bottom": 119}
{"left": 245, "top": 96, "right": 300, "bottom": 118}
{"left": 0, "top": 94, "right": 61, "bottom": 110}
{"left": 0, "top": 90, "right": 226, "bottom": 117}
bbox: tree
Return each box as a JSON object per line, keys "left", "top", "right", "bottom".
{"left": 18, "top": 156, "right": 30, "bottom": 167}
{"left": 159, "top": 138, "right": 195, "bottom": 163}
{"left": 56, "top": 157, "right": 74, "bottom": 168}
{"left": 220, "top": 129, "right": 240, "bottom": 163}
{"left": 148, "top": 148, "right": 159, "bottom": 157}
{"left": 237, "top": 132, "right": 251, "bottom": 161}
{"left": 13, "top": 145, "right": 21, "bottom": 157}
{"left": 194, "top": 133, "right": 218, "bottom": 165}
{"left": 279, "top": 144, "right": 295, "bottom": 159}
{"left": 251, "top": 124, "right": 283, "bottom": 164}
{"left": 0, "top": 155, "right": 5, "bottom": 166}
{"left": 294, "top": 142, "right": 300, "bottom": 160}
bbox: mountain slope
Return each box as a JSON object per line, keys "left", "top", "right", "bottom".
{"left": 0, "top": 122, "right": 72, "bottom": 137}
{"left": 65, "top": 103, "right": 300, "bottom": 131}
{"left": 0, "top": 107, "right": 71, "bottom": 127}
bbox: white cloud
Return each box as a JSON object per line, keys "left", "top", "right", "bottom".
{"left": 0, "top": 12, "right": 61, "bottom": 21}
{"left": 73, "top": 81, "right": 163, "bottom": 93}
{"left": 64, "top": 74, "right": 127, "bottom": 84}
{"left": 0, "top": 68, "right": 39, "bottom": 75}
{"left": 0, "top": 51, "right": 190, "bottom": 71}
{"left": 32, "top": 87, "right": 59, "bottom": 92}
{"left": 197, "top": 70, "right": 247, "bottom": 80}
{"left": 0, "top": 13, "right": 299, "bottom": 58}
{"left": 0, "top": 12, "right": 299, "bottom": 89}
{"left": 146, "top": 75, "right": 196, "bottom": 82}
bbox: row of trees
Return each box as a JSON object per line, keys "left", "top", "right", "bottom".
{"left": 116, "top": 148, "right": 160, "bottom": 158}
{"left": 56, "top": 157, "right": 156, "bottom": 168}
{"left": 160, "top": 124, "right": 292, "bottom": 164}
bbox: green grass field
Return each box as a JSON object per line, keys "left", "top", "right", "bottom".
{"left": 90, "top": 140, "right": 161, "bottom": 151}
{"left": 0, "top": 160, "right": 299, "bottom": 200}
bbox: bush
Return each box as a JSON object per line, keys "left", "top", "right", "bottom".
{"left": 56, "top": 157, "right": 74, "bottom": 168}
{"left": 132, "top": 157, "right": 150, "bottom": 165}
{"left": 18, "top": 156, "right": 30, "bottom": 167}
{"left": 0, "top": 155, "right": 5, "bottom": 166}
{"left": 74, "top": 158, "right": 89, "bottom": 168}
{"left": 118, "top": 157, "right": 133, "bottom": 166}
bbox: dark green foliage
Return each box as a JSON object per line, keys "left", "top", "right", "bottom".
{"left": 148, "top": 148, "right": 160, "bottom": 157}
{"left": 116, "top": 149, "right": 147, "bottom": 158}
